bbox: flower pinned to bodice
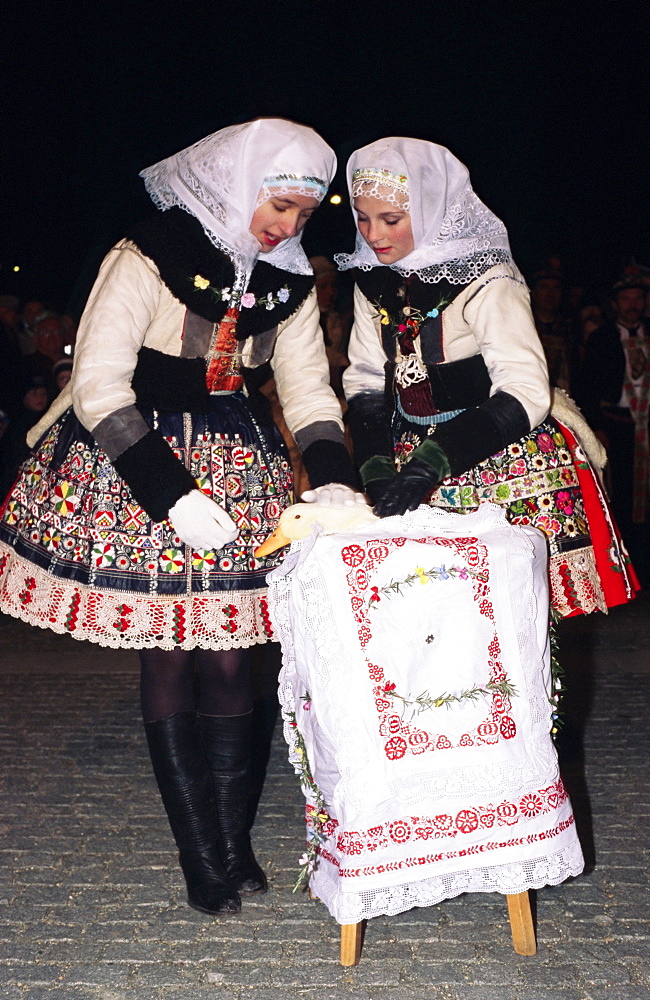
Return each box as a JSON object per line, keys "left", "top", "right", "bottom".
{"left": 193, "top": 274, "right": 290, "bottom": 312}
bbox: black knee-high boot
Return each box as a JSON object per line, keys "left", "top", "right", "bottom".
{"left": 144, "top": 712, "right": 241, "bottom": 915}
{"left": 198, "top": 712, "right": 268, "bottom": 895}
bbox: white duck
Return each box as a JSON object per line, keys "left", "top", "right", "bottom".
{"left": 255, "top": 502, "right": 379, "bottom": 557}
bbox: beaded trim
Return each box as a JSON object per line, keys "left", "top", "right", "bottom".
{"left": 352, "top": 167, "right": 409, "bottom": 196}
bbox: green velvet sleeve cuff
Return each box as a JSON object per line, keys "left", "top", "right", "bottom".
{"left": 409, "top": 439, "right": 451, "bottom": 481}
{"left": 360, "top": 455, "right": 397, "bottom": 486}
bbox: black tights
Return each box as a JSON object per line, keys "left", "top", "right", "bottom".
{"left": 139, "top": 647, "right": 252, "bottom": 723}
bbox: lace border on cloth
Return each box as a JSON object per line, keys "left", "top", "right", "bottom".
{"left": 549, "top": 547, "right": 607, "bottom": 618}
{"left": 309, "top": 838, "right": 585, "bottom": 924}
{"left": 0, "top": 545, "right": 273, "bottom": 650}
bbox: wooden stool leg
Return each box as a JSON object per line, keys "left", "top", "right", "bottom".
{"left": 506, "top": 891, "right": 536, "bottom": 955}
{"left": 340, "top": 921, "right": 364, "bottom": 966}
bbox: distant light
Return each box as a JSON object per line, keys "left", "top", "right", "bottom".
{"left": 13, "top": 265, "right": 20, "bottom": 272}
{"left": 329, "top": 194, "right": 342, "bottom": 205}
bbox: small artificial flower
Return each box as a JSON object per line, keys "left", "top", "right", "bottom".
{"left": 379, "top": 307, "right": 391, "bottom": 326}
{"left": 397, "top": 323, "right": 407, "bottom": 333}
{"left": 427, "top": 308, "right": 439, "bottom": 318}
{"left": 241, "top": 292, "right": 256, "bottom": 308}
{"left": 221, "top": 287, "right": 231, "bottom": 301}
{"left": 193, "top": 274, "right": 210, "bottom": 290}
{"left": 278, "top": 287, "right": 290, "bottom": 302}
{"left": 402, "top": 306, "right": 412, "bottom": 317}
{"left": 383, "top": 681, "right": 396, "bottom": 693}
{"left": 415, "top": 566, "right": 429, "bottom": 584}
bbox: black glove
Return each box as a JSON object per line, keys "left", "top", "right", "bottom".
{"left": 364, "top": 478, "right": 395, "bottom": 506}
{"left": 373, "top": 439, "right": 451, "bottom": 518}
{"left": 373, "top": 458, "right": 441, "bottom": 517}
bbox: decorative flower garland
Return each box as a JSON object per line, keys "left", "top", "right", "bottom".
{"left": 382, "top": 677, "right": 518, "bottom": 716}
{"left": 368, "top": 562, "right": 484, "bottom": 607}
{"left": 549, "top": 612, "right": 565, "bottom": 738}
{"left": 193, "top": 274, "right": 290, "bottom": 310}
{"left": 287, "top": 704, "right": 331, "bottom": 893}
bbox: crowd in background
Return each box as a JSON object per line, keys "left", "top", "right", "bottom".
{"left": 1, "top": 253, "right": 649, "bottom": 579}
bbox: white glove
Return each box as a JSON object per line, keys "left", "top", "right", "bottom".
{"left": 301, "top": 483, "right": 370, "bottom": 508}
{"left": 168, "top": 490, "right": 239, "bottom": 550}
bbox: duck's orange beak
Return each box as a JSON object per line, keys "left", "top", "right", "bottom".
{"left": 254, "top": 524, "right": 291, "bottom": 558}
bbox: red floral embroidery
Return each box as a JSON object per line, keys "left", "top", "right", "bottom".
{"left": 385, "top": 737, "right": 407, "bottom": 760}
{"left": 500, "top": 715, "right": 517, "bottom": 739}
{"left": 456, "top": 809, "right": 479, "bottom": 834}
{"left": 496, "top": 801, "right": 518, "bottom": 826}
{"left": 388, "top": 820, "right": 412, "bottom": 843}
{"left": 520, "top": 794, "right": 543, "bottom": 817}
{"left": 341, "top": 544, "right": 365, "bottom": 567}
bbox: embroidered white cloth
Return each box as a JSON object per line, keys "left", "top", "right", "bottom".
{"left": 267, "top": 504, "right": 584, "bottom": 924}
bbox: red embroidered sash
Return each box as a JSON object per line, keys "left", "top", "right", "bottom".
{"left": 205, "top": 306, "right": 244, "bottom": 393}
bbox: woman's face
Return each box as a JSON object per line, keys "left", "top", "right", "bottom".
{"left": 249, "top": 194, "right": 320, "bottom": 252}
{"left": 354, "top": 196, "right": 415, "bottom": 265}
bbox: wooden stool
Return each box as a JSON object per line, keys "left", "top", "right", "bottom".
{"left": 338, "top": 889, "right": 536, "bottom": 967}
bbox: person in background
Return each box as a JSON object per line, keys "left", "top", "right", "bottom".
{"left": 309, "top": 255, "right": 350, "bottom": 398}
{"left": 576, "top": 276, "right": 649, "bottom": 582}
{"left": 529, "top": 264, "right": 572, "bottom": 392}
{"left": 16, "top": 299, "right": 46, "bottom": 356}
{"left": 0, "top": 374, "right": 50, "bottom": 499}
{"left": 52, "top": 357, "right": 73, "bottom": 394}
{"left": 26, "top": 314, "right": 67, "bottom": 394}
{"left": 0, "top": 294, "right": 26, "bottom": 414}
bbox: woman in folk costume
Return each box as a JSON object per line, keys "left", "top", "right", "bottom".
{"left": 0, "top": 119, "right": 357, "bottom": 915}
{"left": 336, "top": 137, "right": 639, "bottom": 617}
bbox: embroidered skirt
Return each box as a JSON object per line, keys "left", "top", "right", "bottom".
{"left": 0, "top": 393, "right": 292, "bottom": 649}
{"left": 394, "top": 416, "right": 638, "bottom": 618}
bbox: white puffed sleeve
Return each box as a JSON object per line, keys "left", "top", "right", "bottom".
{"left": 271, "top": 288, "right": 346, "bottom": 449}
{"left": 71, "top": 243, "right": 162, "bottom": 434}
{"left": 462, "top": 273, "right": 551, "bottom": 428}
{"left": 342, "top": 283, "right": 386, "bottom": 400}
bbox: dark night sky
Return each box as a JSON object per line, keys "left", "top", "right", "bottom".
{"left": 1, "top": 1, "right": 648, "bottom": 312}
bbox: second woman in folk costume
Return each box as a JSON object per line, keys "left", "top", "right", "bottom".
{"left": 337, "top": 137, "right": 638, "bottom": 617}
{"left": 0, "top": 119, "right": 357, "bottom": 915}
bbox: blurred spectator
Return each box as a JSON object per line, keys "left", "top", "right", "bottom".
{"left": 25, "top": 314, "right": 67, "bottom": 394}
{"left": 576, "top": 276, "right": 649, "bottom": 581}
{"left": 60, "top": 313, "right": 78, "bottom": 353}
{"left": 17, "top": 299, "right": 46, "bottom": 355}
{"left": 0, "top": 375, "right": 50, "bottom": 500}
{"left": 573, "top": 300, "right": 604, "bottom": 365}
{"left": 0, "top": 294, "right": 26, "bottom": 414}
{"left": 309, "top": 255, "right": 350, "bottom": 398}
{"left": 52, "top": 357, "right": 73, "bottom": 394}
{"left": 529, "top": 265, "right": 572, "bottom": 392}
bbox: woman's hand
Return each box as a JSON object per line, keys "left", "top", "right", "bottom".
{"left": 301, "top": 483, "right": 369, "bottom": 507}
{"left": 168, "top": 490, "right": 239, "bottom": 550}
{"left": 373, "top": 459, "right": 440, "bottom": 518}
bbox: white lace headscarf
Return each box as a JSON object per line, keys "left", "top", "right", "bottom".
{"left": 139, "top": 118, "right": 336, "bottom": 289}
{"left": 335, "top": 137, "right": 513, "bottom": 284}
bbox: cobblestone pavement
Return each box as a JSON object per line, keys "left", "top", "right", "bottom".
{"left": 0, "top": 593, "right": 648, "bottom": 1000}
